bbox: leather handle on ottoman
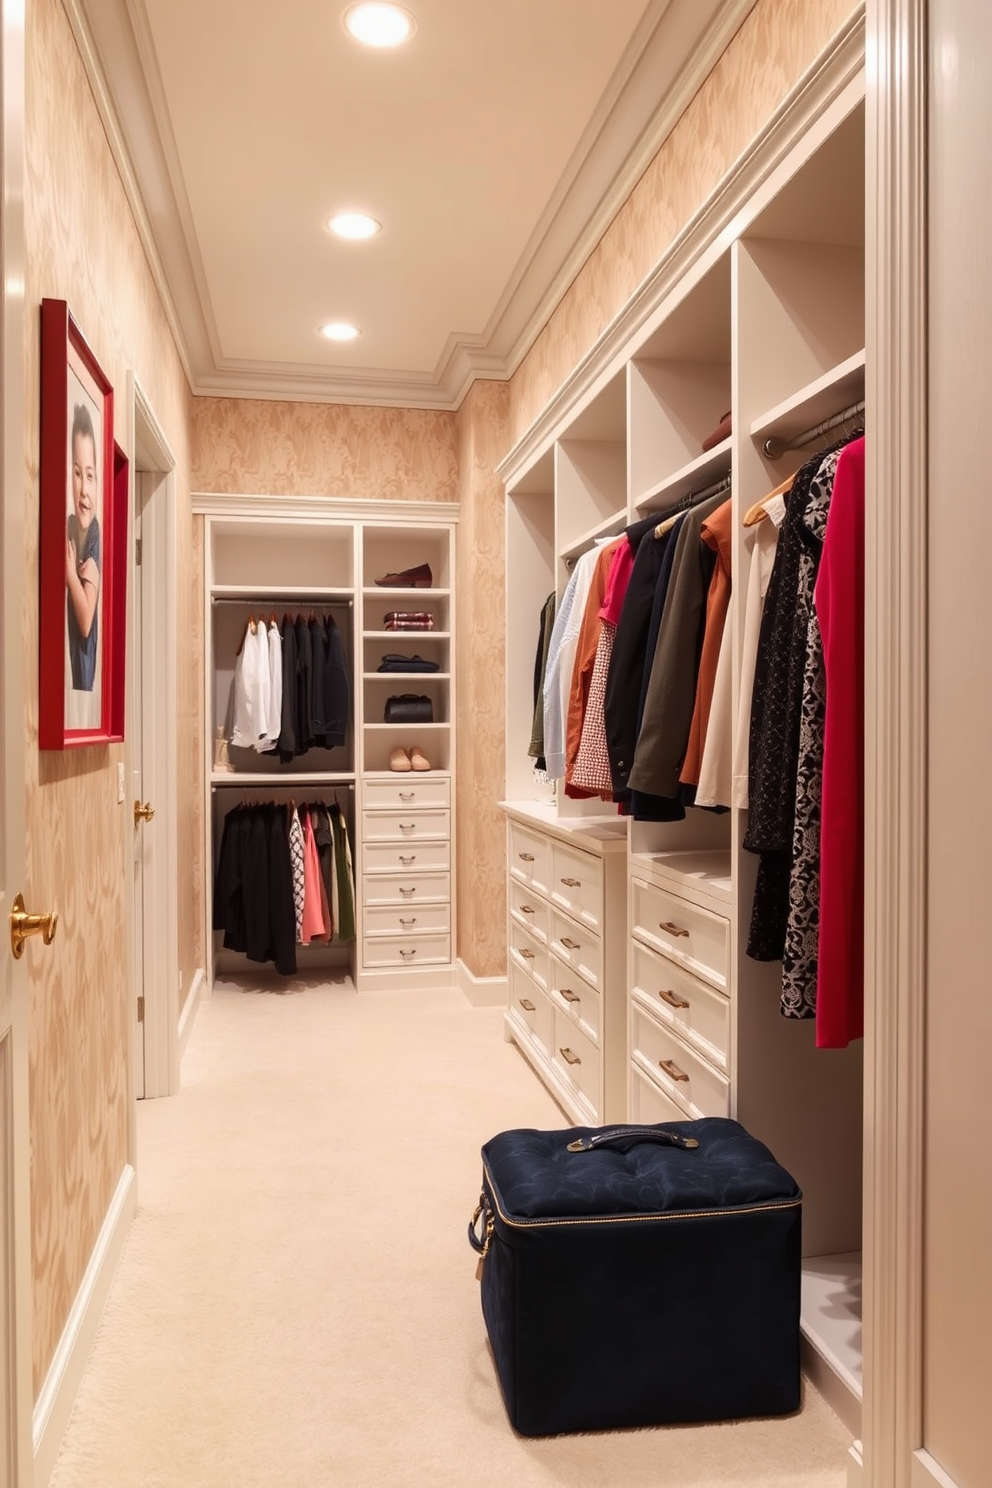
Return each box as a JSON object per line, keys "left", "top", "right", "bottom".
{"left": 567, "top": 1125, "right": 699, "bottom": 1153}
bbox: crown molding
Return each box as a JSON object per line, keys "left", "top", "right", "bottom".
{"left": 191, "top": 493, "right": 460, "bottom": 524}
{"left": 497, "top": 8, "right": 867, "bottom": 488}
{"left": 71, "top": 0, "right": 757, "bottom": 410}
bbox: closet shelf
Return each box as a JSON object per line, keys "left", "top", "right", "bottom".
{"left": 363, "top": 672, "right": 450, "bottom": 681}
{"left": 801, "top": 1252, "right": 864, "bottom": 1405}
{"left": 559, "top": 509, "right": 627, "bottom": 564}
{"left": 364, "top": 630, "right": 450, "bottom": 641}
{"left": 362, "top": 586, "right": 450, "bottom": 600}
{"left": 363, "top": 769, "right": 451, "bottom": 780}
{"left": 629, "top": 849, "right": 732, "bottom": 907}
{"left": 211, "top": 585, "right": 354, "bottom": 602}
{"left": 750, "top": 349, "right": 866, "bottom": 447}
{"left": 633, "top": 437, "right": 733, "bottom": 514}
{"left": 364, "top": 722, "right": 448, "bottom": 732}
{"left": 210, "top": 771, "right": 356, "bottom": 786}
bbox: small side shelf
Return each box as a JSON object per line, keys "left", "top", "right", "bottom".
{"left": 634, "top": 437, "right": 732, "bottom": 513}
{"left": 800, "top": 1252, "right": 863, "bottom": 1439}
{"left": 750, "top": 349, "right": 865, "bottom": 447}
{"left": 559, "top": 509, "right": 627, "bottom": 565}
{"left": 363, "top": 630, "right": 451, "bottom": 641}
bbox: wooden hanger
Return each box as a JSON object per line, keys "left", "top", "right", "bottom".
{"left": 743, "top": 475, "right": 795, "bottom": 528}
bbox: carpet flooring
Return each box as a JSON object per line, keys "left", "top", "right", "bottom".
{"left": 48, "top": 982, "right": 853, "bottom": 1487}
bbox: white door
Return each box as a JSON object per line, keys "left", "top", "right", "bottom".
{"left": 131, "top": 496, "right": 147, "bottom": 1098}
{"left": 2, "top": 0, "right": 38, "bottom": 1477}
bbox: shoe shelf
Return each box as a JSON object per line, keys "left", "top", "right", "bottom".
{"left": 362, "top": 586, "right": 451, "bottom": 600}
{"left": 363, "top": 672, "right": 450, "bottom": 681}
{"left": 362, "top": 630, "right": 451, "bottom": 640}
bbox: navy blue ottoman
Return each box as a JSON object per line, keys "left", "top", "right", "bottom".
{"left": 469, "top": 1119, "right": 802, "bottom": 1436}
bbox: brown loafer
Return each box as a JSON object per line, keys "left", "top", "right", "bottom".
{"left": 374, "top": 563, "right": 433, "bottom": 588}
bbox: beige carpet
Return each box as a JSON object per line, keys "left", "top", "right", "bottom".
{"left": 49, "top": 982, "right": 852, "bottom": 1488}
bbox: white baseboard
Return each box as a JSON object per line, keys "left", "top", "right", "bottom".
{"left": 178, "top": 967, "right": 204, "bottom": 1062}
{"left": 457, "top": 959, "right": 508, "bottom": 1007}
{"left": 33, "top": 1163, "right": 136, "bottom": 1488}
{"left": 912, "top": 1450, "right": 962, "bottom": 1488}
{"left": 355, "top": 963, "right": 458, "bottom": 993}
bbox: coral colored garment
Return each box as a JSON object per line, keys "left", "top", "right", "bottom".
{"left": 564, "top": 539, "right": 623, "bottom": 794}
{"left": 814, "top": 437, "right": 865, "bottom": 1048}
{"left": 600, "top": 541, "right": 635, "bottom": 626}
{"left": 680, "top": 498, "right": 733, "bottom": 787}
{"left": 300, "top": 810, "right": 329, "bottom": 946}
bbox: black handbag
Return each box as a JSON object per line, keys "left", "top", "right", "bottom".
{"left": 384, "top": 694, "right": 434, "bottom": 723}
{"left": 376, "top": 655, "right": 440, "bottom": 674}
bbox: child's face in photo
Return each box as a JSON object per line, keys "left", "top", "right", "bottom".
{"left": 72, "top": 430, "right": 97, "bottom": 531}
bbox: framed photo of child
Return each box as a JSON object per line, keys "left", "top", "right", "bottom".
{"left": 39, "top": 299, "right": 127, "bottom": 748}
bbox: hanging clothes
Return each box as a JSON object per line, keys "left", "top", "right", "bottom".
{"left": 528, "top": 591, "right": 557, "bottom": 769}
{"left": 570, "top": 536, "right": 637, "bottom": 796}
{"left": 744, "top": 444, "right": 847, "bottom": 964}
{"left": 680, "top": 497, "right": 733, "bottom": 788}
{"left": 300, "top": 807, "right": 329, "bottom": 945}
{"left": 330, "top": 804, "right": 356, "bottom": 942}
{"left": 231, "top": 621, "right": 268, "bottom": 749}
{"left": 730, "top": 490, "right": 789, "bottom": 809}
{"left": 814, "top": 437, "right": 866, "bottom": 1048}
{"left": 260, "top": 620, "right": 282, "bottom": 751}
{"left": 288, "top": 805, "right": 306, "bottom": 942}
{"left": 564, "top": 538, "right": 623, "bottom": 795}
{"left": 277, "top": 619, "right": 300, "bottom": 761}
{"left": 627, "top": 488, "right": 727, "bottom": 802}
{"left": 321, "top": 616, "right": 350, "bottom": 748}
{"left": 212, "top": 803, "right": 297, "bottom": 976}
{"left": 542, "top": 545, "right": 601, "bottom": 782}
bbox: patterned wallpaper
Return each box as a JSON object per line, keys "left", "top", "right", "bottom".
{"left": 25, "top": 0, "right": 194, "bottom": 1393}
{"left": 454, "top": 382, "right": 512, "bottom": 978}
{"left": 190, "top": 397, "right": 459, "bottom": 500}
{"left": 509, "top": 0, "right": 862, "bottom": 442}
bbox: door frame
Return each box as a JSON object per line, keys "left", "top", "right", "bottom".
{"left": 126, "top": 376, "right": 179, "bottom": 1099}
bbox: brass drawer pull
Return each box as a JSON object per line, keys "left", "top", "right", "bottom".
{"left": 399, "top": 822, "right": 417, "bottom": 833}
{"left": 399, "top": 855, "right": 416, "bottom": 865}
{"left": 659, "top": 1058, "right": 689, "bottom": 1082}
{"left": 399, "top": 887, "right": 416, "bottom": 897}
{"left": 519, "top": 998, "right": 536, "bottom": 1013}
{"left": 658, "top": 989, "right": 690, "bottom": 1010}
{"left": 560, "top": 877, "right": 581, "bottom": 889}
{"left": 518, "top": 852, "right": 535, "bottom": 862}
{"left": 400, "top": 949, "right": 417, "bottom": 959}
{"left": 399, "top": 917, "right": 417, "bottom": 927}
{"left": 559, "top": 1047, "right": 581, "bottom": 1066}
{"left": 399, "top": 791, "right": 416, "bottom": 802}
{"left": 559, "top": 988, "right": 581, "bottom": 1005}
{"left": 519, "top": 904, "right": 535, "bottom": 915}
{"left": 560, "top": 936, "right": 580, "bottom": 951}
{"left": 519, "top": 948, "right": 536, "bottom": 960}
{"left": 659, "top": 921, "right": 689, "bottom": 938}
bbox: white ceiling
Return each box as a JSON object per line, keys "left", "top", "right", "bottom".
{"left": 74, "top": 0, "right": 755, "bottom": 406}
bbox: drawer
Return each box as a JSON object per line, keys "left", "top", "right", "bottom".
{"left": 362, "top": 841, "right": 451, "bottom": 874}
{"left": 509, "top": 962, "right": 553, "bottom": 1056}
{"left": 363, "top": 903, "right": 451, "bottom": 938}
{"left": 362, "top": 934, "right": 451, "bottom": 969}
{"left": 551, "top": 1009, "right": 601, "bottom": 1117}
{"left": 550, "top": 842, "right": 602, "bottom": 932}
{"left": 550, "top": 909, "right": 602, "bottom": 993}
{"left": 508, "top": 879, "right": 550, "bottom": 944}
{"left": 508, "top": 822, "right": 551, "bottom": 896}
{"left": 550, "top": 954, "right": 600, "bottom": 1045}
{"left": 362, "top": 809, "right": 450, "bottom": 843}
{"left": 631, "top": 940, "right": 729, "bottom": 1071}
{"left": 509, "top": 922, "right": 549, "bottom": 992}
{"left": 361, "top": 872, "right": 450, "bottom": 907}
{"left": 631, "top": 877, "right": 729, "bottom": 990}
{"left": 363, "top": 777, "right": 450, "bottom": 810}
{"left": 630, "top": 1063, "right": 698, "bottom": 1127}
{"left": 631, "top": 1005, "right": 730, "bottom": 1119}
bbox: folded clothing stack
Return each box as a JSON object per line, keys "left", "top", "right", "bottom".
{"left": 384, "top": 611, "right": 434, "bottom": 632}
{"left": 376, "top": 654, "right": 440, "bottom": 673}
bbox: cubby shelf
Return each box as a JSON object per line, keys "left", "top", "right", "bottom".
{"left": 363, "top": 630, "right": 450, "bottom": 641}
{"left": 559, "top": 509, "right": 627, "bottom": 564}
{"left": 210, "top": 586, "right": 354, "bottom": 602}
{"left": 633, "top": 437, "right": 733, "bottom": 513}
{"left": 750, "top": 349, "right": 866, "bottom": 447}
{"left": 363, "top": 672, "right": 450, "bottom": 681}
{"left": 361, "top": 587, "right": 450, "bottom": 600}
{"left": 364, "top": 722, "right": 448, "bottom": 731}
{"left": 211, "top": 771, "right": 356, "bottom": 786}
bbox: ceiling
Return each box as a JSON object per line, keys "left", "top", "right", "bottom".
{"left": 74, "top": 0, "right": 754, "bottom": 407}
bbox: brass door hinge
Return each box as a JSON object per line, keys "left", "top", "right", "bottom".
{"left": 137, "top": 996, "right": 145, "bottom": 1024}
{"left": 135, "top": 537, "right": 142, "bottom": 566}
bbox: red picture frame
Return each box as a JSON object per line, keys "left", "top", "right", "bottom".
{"left": 39, "top": 299, "right": 126, "bottom": 748}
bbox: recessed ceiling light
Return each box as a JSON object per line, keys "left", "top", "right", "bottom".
{"left": 320, "top": 322, "right": 361, "bottom": 342}
{"left": 343, "top": 3, "right": 416, "bottom": 48}
{"left": 328, "top": 212, "right": 381, "bottom": 240}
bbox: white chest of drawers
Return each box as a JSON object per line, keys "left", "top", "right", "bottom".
{"left": 502, "top": 804, "right": 628, "bottom": 1125}
{"left": 361, "top": 774, "right": 452, "bottom": 977}
{"left": 627, "top": 850, "right": 732, "bottom": 1123}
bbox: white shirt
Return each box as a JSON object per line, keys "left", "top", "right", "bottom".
{"left": 732, "top": 495, "right": 787, "bottom": 809}
{"left": 258, "top": 621, "right": 283, "bottom": 751}
{"left": 542, "top": 546, "right": 601, "bottom": 782}
{"left": 231, "top": 622, "right": 268, "bottom": 749}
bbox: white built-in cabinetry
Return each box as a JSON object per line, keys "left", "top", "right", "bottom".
{"left": 499, "top": 74, "right": 866, "bottom": 1452}
{"left": 196, "top": 498, "right": 458, "bottom": 992}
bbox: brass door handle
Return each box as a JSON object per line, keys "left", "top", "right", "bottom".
{"left": 10, "top": 893, "right": 58, "bottom": 959}
{"left": 659, "top": 920, "right": 689, "bottom": 938}
{"left": 559, "top": 1047, "right": 581, "bottom": 1066}
{"left": 518, "top": 999, "right": 536, "bottom": 1013}
{"left": 518, "top": 852, "right": 535, "bottom": 862}
{"left": 659, "top": 1058, "right": 689, "bottom": 1082}
{"left": 560, "top": 936, "right": 580, "bottom": 950}
{"left": 658, "top": 989, "right": 690, "bottom": 1010}
{"left": 559, "top": 988, "right": 581, "bottom": 1005}
{"left": 134, "top": 801, "right": 155, "bottom": 825}
{"left": 560, "top": 877, "right": 581, "bottom": 889}
{"left": 519, "top": 948, "right": 535, "bottom": 960}
{"left": 519, "top": 904, "right": 535, "bottom": 915}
